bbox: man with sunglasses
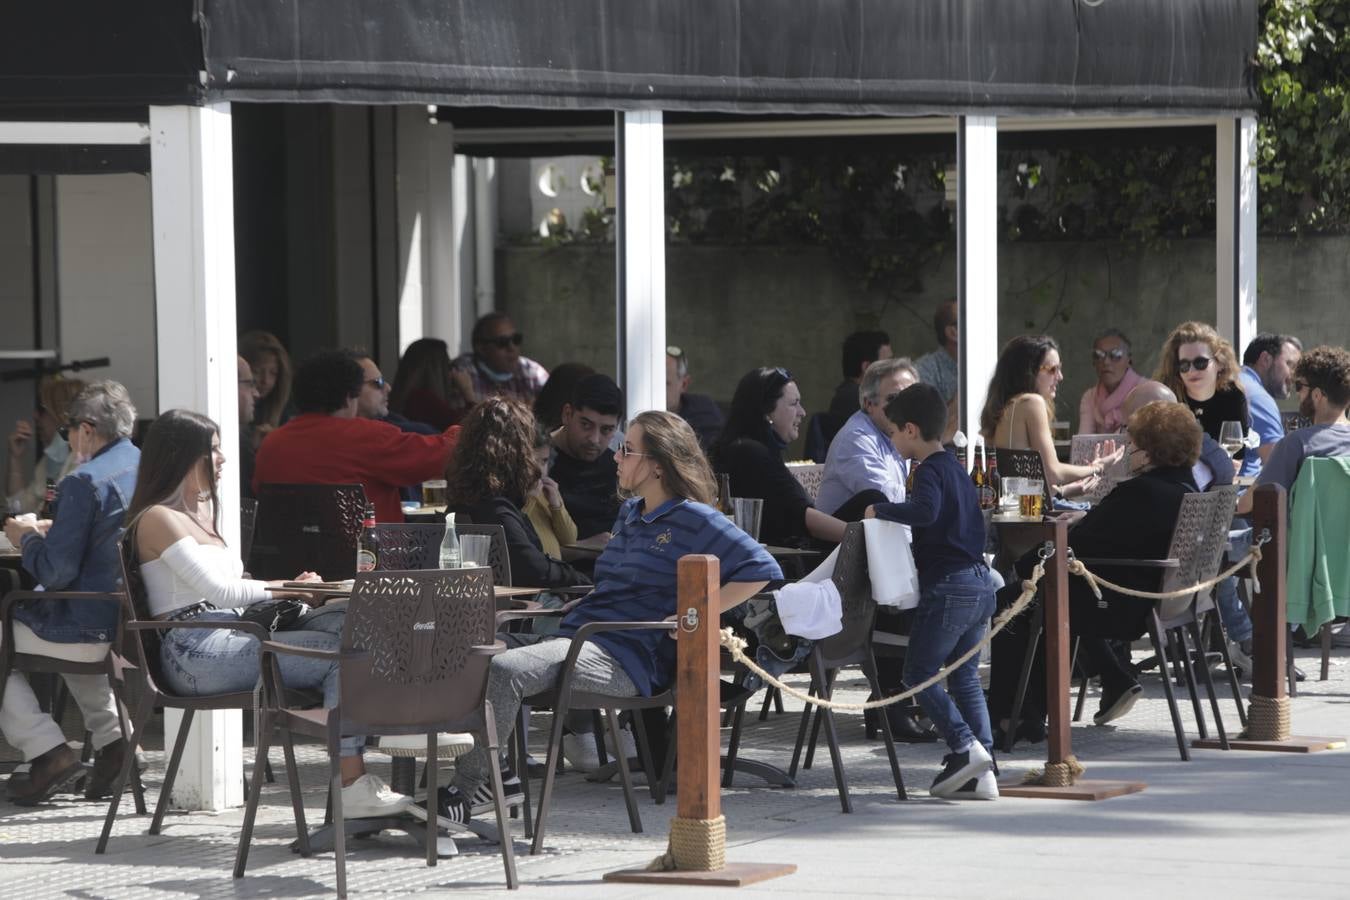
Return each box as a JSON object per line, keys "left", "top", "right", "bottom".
{"left": 1077, "top": 328, "right": 1144, "bottom": 435}
{"left": 1, "top": 380, "right": 139, "bottom": 805}
{"left": 450, "top": 312, "right": 549, "bottom": 411}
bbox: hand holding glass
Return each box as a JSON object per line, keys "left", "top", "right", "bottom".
{"left": 1219, "top": 421, "right": 1244, "bottom": 458}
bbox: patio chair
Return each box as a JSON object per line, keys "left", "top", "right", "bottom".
{"left": 1005, "top": 488, "right": 1239, "bottom": 761}
{"left": 786, "top": 522, "right": 906, "bottom": 812}
{"left": 517, "top": 618, "right": 676, "bottom": 855}
{"left": 96, "top": 542, "right": 305, "bottom": 853}
{"left": 0, "top": 568, "right": 142, "bottom": 802}
{"left": 234, "top": 567, "right": 517, "bottom": 895}
{"left": 995, "top": 447, "right": 1053, "bottom": 507}
{"left": 372, "top": 523, "right": 445, "bottom": 571}
{"left": 248, "top": 483, "right": 367, "bottom": 581}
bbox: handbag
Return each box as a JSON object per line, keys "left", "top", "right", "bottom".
{"left": 238, "top": 598, "right": 308, "bottom": 633}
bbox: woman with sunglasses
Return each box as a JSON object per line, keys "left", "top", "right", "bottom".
{"left": 1155, "top": 321, "right": 1250, "bottom": 461}
{"left": 712, "top": 367, "right": 847, "bottom": 547}
{"left": 1077, "top": 329, "right": 1145, "bottom": 435}
{"left": 981, "top": 335, "right": 1121, "bottom": 499}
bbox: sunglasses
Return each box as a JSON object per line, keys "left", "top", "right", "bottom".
{"left": 57, "top": 420, "right": 93, "bottom": 442}
{"left": 1177, "top": 356, "right": 1213, "bottom": 374}
{"left": 482, "top": 333, "right": 524, "bottom": 350}
{"left": 1039, "top": 363, "right": 1062, "bottom": 376}
{"left": 617, "top": 444, "right": 650, "bottom": 459}
{"left": 1092, "top": 348, "right": 1128, "bottom": 362}
{"left": 1293, "top": 379, "right": 1309, "bottom": 393}
{"left": 364, "top": 376, "right": 387, "bottom": 389}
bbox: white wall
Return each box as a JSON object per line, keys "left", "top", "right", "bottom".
{"left": 56, "top": 173, "right": 158, "bottom": 417}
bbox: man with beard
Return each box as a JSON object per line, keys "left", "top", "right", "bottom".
{"left": 1238, "top": 333, "right": 1303, "bottom": 478}
{"left": 550, "top": 374, "right": 624, "bottom": 539}
{"left": 1239, "top": 345, "right": 1350, "bottom": 514}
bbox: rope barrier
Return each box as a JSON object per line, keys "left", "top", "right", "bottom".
{"left": 646, "top": 815, "right": 727, "bottom": 872}
{"left": 1244, "top": 694, "right": 1291, "bottom": 742}
{"left": 1065, "top": 544, "right": 1264, "bottom": 603}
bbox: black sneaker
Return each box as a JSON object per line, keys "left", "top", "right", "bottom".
{"left": 929, "top": 742, "right": 993, "bottom": 799}
{"left": 409, "top": 785, "right": 473, "bottom": 830}
{"left": 470, "top": 773, "right": 523, "bottom": 816}
{"left": 1093, "top": 681, "right": 1143, "bottom": 726}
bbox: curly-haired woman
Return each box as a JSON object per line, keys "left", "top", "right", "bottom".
{"left": 446, "top": 397, "right": 590, "bottom": 590}
{"left": 1155, "top": 321, "right": 1250, "bottom": 461}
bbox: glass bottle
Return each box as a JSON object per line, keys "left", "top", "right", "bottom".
{"left": 716, "top": 473, "right": 733, "bottom": 517}
{"left": 356, "top": 504, "right": 379, "bottom": 572}
{"left": 39, "top": 478, "right": 56, "bottom": 519}
{"left": 439, "top": 511, "right": 462, "bottom": 569}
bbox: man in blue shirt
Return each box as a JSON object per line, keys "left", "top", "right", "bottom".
{"left": 2, "top": 381, "right": 139, "bottom": 805}
{"left": 817, "top": 358, "right": 918, "bottom": 519}
{"left": 1238, "top": 333, "right": 1302, "bottom": 478}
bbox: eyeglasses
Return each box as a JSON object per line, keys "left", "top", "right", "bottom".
{"left": 617, "top": 444, "right": 650, "bottom": 459}
{"left": 57, "top": 420, "right": 93, "bottom": 442}
{"left": 482, "top": 333, "right": 524, "bottom": 350}
{"left": 1294, "top": 379, "right": 1309, "bottom": 393}
{"left": 364, "top": 376, "right": 387, "bottom": 389}
{"left": 769, "top": 366, "right": 794, "bottom": 384}
{"left": 1039, "top": 363, "right": 1063, "bottom": 376}
{"left": 1092, "top": 348, "right": 1128, "bottom": 362}
{"left": 1177, "top": 356, "right": 1213, "bottom": 374}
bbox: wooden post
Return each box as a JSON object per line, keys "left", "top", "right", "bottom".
{"left": 1043, "top": 518, "right": 1072, "bottom": 766}
{"left": 1194, "top": 483, "right": 1345, "bottom": 752}
{"left": 1002, "top": 521, "right": 1147, "bottom": 800}
{"left": 605, "top": 555, "right": 796, "bottom": 887}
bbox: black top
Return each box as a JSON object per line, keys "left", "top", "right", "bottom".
{"left": 715, "top": 437, "right": 812, "bottom": 547}
{"left": 1183, "top": 384, "right": 1250, "bottom": 460}
{"left": 451, "top": 497, "right": 591, "bottom": 590}
{"left": 549, "top": 447, "right": 620, "bottom": 539}
{"left": 238, "top": 429, "right": 256, "bottom": 500}
{"left": 677, "top": 392, "right": 725, "bottom": 451}
{"left": 872, "top": 449, "right": 985, "bottom": 588}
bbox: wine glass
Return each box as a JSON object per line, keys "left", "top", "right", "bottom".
{"left": 1219, "top": 420, "right": 1244, "bottom": 458}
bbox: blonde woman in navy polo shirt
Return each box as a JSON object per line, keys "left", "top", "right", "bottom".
{"left": 421, "top": 410, "right": 782, "bottom": 825}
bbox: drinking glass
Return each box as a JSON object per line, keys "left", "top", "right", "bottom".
{"left": 731, "top": 497, "right": 763, "bottom": 541}
{"left": 1218, "top": 421, "right": 1244, "bottom": 458}
{"left": 421, "top": 479, "right": 448, "bottom": 507}
{"left": 459, "top": 534, "right": 492, "bottom": 568}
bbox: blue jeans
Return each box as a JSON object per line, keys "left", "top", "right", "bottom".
{"left": 160, "top": 604, "right": 363, "bottom": 756}
{"left": 1215, "top": 524, "right": 1252, "bottom": 643}
{"left": 903, "top": 565, "right": 997, "bottom": 754}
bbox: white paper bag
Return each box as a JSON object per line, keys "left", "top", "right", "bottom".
{"left": 862, "top": 518, "right": 920, "bottom": 609}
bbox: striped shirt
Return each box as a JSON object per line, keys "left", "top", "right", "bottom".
{"left": 559, "top": 497, "right": 782, "bottom": 695}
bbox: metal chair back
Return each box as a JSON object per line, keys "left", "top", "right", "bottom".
{"left": 456, "top": 523, "right": 513, "bottom": 585}
{"left": 1157, "top": 487, "right": 1239, "bottom": 622}
{"left": 371, "top": 523, "right": 445, "bottom": 571}
{"left": 249, "top": 483, "right": 367, "bottom": 580}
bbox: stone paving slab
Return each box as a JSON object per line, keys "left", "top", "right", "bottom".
{"left": 1, "top": 646, "right": 1347, "bottom": 898}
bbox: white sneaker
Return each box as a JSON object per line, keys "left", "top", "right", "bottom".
{"left": 341, "top": 773, "right": 412, "bottom": 819}
{"left": 561, "top": 727, "right": 638, "bottom": 773}
{"left": 929, "top": 741, "right": 994, "bottom": 799}
{"left": 376, "top": 732, "right": 475, "bottom": 758}
{"left": 952, "top": 769, "right": 999, "bottom": 800}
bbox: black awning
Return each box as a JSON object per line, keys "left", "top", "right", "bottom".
{"left": 0, "top": 4, "right": 202, "bottom": 109}
{"left": 201, "top": 0, "right": 1258, "bottom": 116}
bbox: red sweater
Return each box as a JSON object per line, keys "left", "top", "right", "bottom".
{"left": 253, "top": 413, "right": 459, "bottom": 522}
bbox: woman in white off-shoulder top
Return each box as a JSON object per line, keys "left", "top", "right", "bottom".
{"left": 125, "top": 409, "right": 409, "bottom": 819}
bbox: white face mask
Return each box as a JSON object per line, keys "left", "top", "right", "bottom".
{"left": 44, "top": 435, "right": 70, "bottom": 466}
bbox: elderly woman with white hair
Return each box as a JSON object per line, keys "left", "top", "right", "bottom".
{"left": 1, "top": 380, "right": 141, "bottom": 805}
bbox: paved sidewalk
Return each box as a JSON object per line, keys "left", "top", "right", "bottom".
{"left": 1, "top": 645, "right": 1347, "bottom": 899}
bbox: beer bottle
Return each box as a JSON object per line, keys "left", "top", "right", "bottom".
{"left": 972, "top": 453, "right": 990, "bottom": 509}
{"left": 986, "top": 454, "right": 1001, "bottom": 510}
{"left": 716, "top": 473, "right": 734, "bottom": 517}
{"left": 905, "top": 459, "right": 918, "bottom": 495}
{"left": 39, "top": 478, "right": 56, "bottom": 519}
{"left": 356, "top": 504, "right": 380, "bottom": 572}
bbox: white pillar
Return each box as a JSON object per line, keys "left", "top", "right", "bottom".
{"left": 148, "top": 104, "right": 243, "bottom": 811}
{"left": 395, "top": 109, "right": 460, "bottom": 355}
{"left": 451, "top": 153, "right": 474, "bottom": 350}
{"left": 1216, "top": 116, "right": 1258, "bottom": 352}
{"left": 473, "top": 157, "right": 498, "bottom": 319}
{"left": 615, "top": 111, "right": 666, "bottom": 417}
{"left": 957, "top": 116, "right": 1000, "bottom": 448}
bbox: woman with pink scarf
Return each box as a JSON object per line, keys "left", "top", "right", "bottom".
{"left": 1078, "top": 329, "right": 1145, "bottom": 435}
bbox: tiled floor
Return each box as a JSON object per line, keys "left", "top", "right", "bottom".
{"left": 1, "top": 644, "right": 1347, "bottom": 898}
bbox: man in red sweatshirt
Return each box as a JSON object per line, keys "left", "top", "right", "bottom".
{"left": 254, "top": 349, "right": 459, "bottom": 522}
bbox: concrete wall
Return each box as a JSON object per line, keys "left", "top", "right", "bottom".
{"left": 498, "top": 236, "right": 1350, "bottom": 445}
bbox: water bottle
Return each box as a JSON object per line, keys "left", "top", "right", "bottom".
{"left": 439, "top": 512, "right": 461, "bottom": 569}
